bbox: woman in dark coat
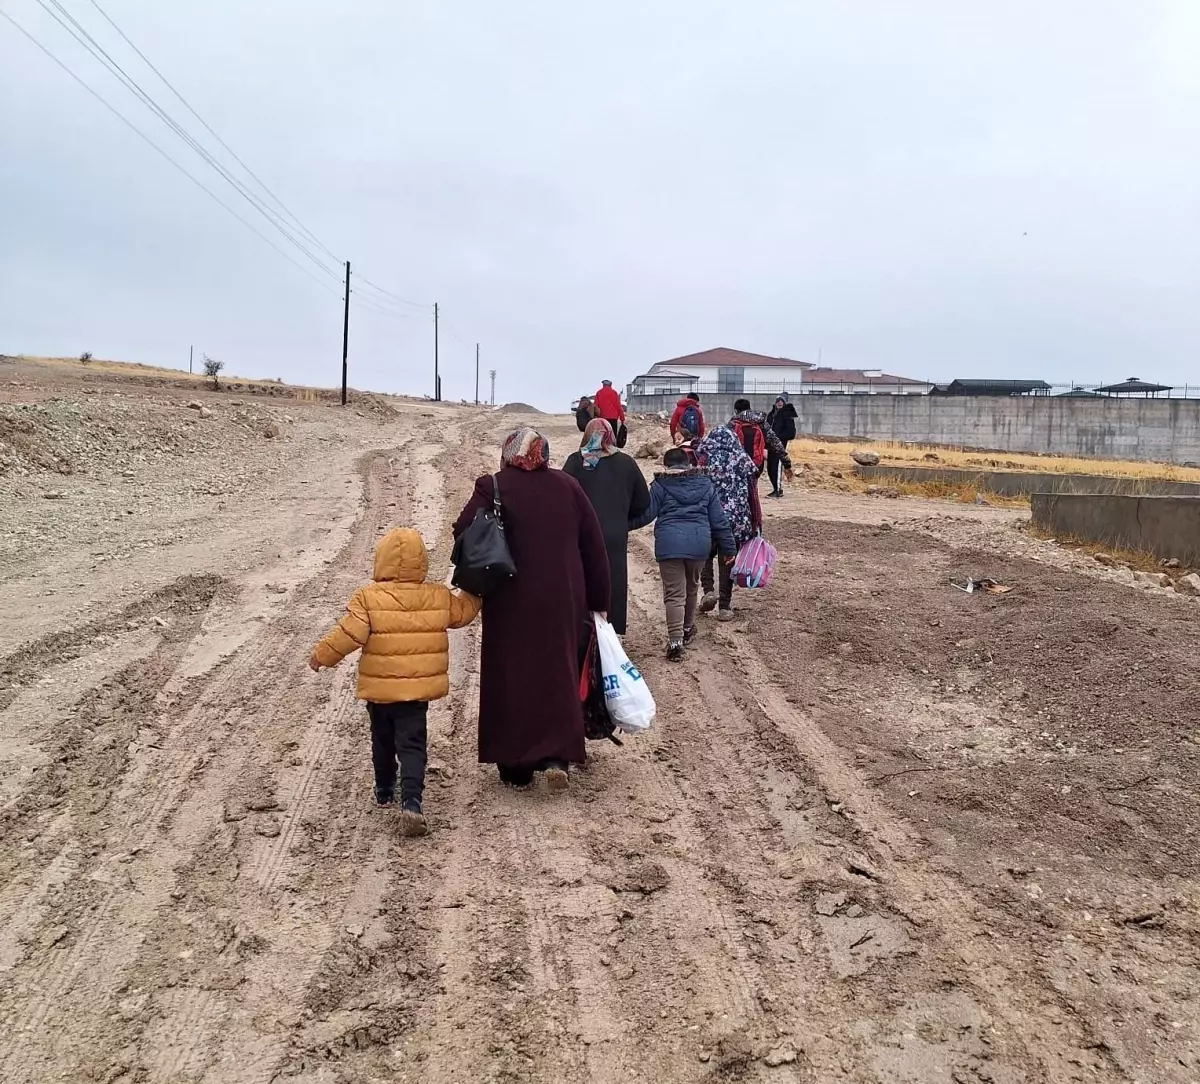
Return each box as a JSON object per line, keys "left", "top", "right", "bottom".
{"left": 562, "top": 418, "right": 651, "bottom": 636}
{"left": 765, "top": 393, "right": 799, "bottom": 498}
{"left": 453, "top": 428, "right": 610, "bottom": 789}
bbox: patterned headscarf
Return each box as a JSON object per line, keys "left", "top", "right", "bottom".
{"left": 696, "top": 425, "right": 758, "bottom": 546}
{"left": 580, "top": 418, "right": 615, "bottom": 470}
{"left": 501, "top": 427, "right": 550, "bottom": 471}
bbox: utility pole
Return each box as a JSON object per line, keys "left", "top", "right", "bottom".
{"left": 433, "top": 302, "right": 440, "bottom": 402}
{"left": 475, "top": 343, "right": 480, "bottom": 405}
{"left": 489, "top": 369, "right": 497, "bottom": 407}
{"left": 189, "top": 344, "right": 193, "bottom": 374}
{"left": 341, "top": 261, "right": 350, "bottom": 406}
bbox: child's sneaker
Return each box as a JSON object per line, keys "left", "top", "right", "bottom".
{"left": 717, "top": 607, "right": 735, "bottom": 622}
{"left": 374, "top": 787, "right": 395, "bottom": 807}
{"left": 699, "top": 592, "right": 718, "bottom": 614}
{"left": 682, "top": 625, "right": 697, "bottom": 646}
{"left": 399, "top": 799, "right": 428, "bottom": 837}
{"left": 667, "top": 641, "right": 685, "bottom": 662}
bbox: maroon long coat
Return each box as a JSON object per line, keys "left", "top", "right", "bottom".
{"left": 452, "top": 467, "right": 610, "bottom": 767}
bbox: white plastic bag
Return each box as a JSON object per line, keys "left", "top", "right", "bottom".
{"left": 594, "top": 614, "right": 655, "bottom": 733}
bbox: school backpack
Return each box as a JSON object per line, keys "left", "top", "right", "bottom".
{"left": 732, "top": 419, "right": 766, "bottom": 471}
{"left": 680, "top": 403, "right": 701, "bottom": 437}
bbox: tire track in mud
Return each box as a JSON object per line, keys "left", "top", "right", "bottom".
{"left": 623, "top": 531, "right": 1120, "bottom": 1082}
{"left": 0, "top": 434, "right": 431, "bottom": 1084}
{"left": 155, "top": 427, "right": 464, "bottom": 1084}
{"left": 275, "top": 428, "right": 507, "bottom": 1083}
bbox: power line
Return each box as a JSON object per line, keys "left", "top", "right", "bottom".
{"left": 351, "top": 294, "right": 430, "bottom": 321}
{"left": 35, "top": 2, "right": 427, "bottom": 318}
{"left": 1, "top": 7, "right": 341, "bottom": 297}
{"left": 33, "top": 0, "right": 340, "bottom": 280}
{"left": 82, "top": 0, "right": 343, "bottom": 268}
{"left": 350, "top": 289, "right": 431, "bottom": 319}
{"left": 7, "top": 4, "right": 479, "bottom": 390}
{"left": 355, "top": 275, "right": 429, "bottom": 310}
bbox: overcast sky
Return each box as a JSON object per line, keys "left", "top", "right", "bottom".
{"left": 3, "top": 1, "right": 1199, "bottom": 407}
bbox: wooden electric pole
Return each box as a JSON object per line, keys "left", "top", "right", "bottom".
{"left": 433, "top": 302, "right": 440, "bottom": 401}
{"left": 475, "top": 343, "right": 480, "bottom": 405}
{"left": 341, "top": 261, "right": 350, "bottom": 406}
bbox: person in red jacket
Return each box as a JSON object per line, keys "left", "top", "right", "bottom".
{"left": 594, "top": 380, "right": 625, "bottom": 425}
{"left": 669, "top": 392, "right": 706, "bottom": 441}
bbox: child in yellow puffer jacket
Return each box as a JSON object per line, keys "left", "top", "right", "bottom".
{"left": 309, "top": 527, "right": 480, "bottom": 836}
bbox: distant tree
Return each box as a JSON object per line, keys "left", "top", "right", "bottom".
{"left": 79, "top": 351, "right": 93, "bottom": 363}
{"left": 202, "top": 354, "right": 225, "bottom": 389}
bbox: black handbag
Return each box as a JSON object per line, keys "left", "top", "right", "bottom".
{"left": 451, "top": 474, "right": 516, "bottom": 596}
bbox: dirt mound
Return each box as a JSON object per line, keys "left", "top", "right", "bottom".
{"left": 310, "top": 389, "right": 398, "bottom": 417}
{"left": 0, "top": 398, "right": 299, "bottom": 487}
{"left": 498, "top": 402, "right": 544, "bottom": 414}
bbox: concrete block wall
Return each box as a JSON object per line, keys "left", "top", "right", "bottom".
{"left": 1031, "top": 494, "right": 1200, "bottom": 564}
{"left": 625, "top": 393, "right": 1200, "bottom": 465}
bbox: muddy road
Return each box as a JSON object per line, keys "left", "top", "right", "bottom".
{"left": 0, "top": 390, "right": 1196, "bottom": 1083}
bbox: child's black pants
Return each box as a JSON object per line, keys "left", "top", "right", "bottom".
{"left": 367, "top": 701, "right": 428, "bottom": 804}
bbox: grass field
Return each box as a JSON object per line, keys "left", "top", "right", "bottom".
{"left": 785, "top": 435, "right": 1200, "bottom": 484}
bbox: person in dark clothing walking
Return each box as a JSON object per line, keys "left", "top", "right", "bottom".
{"left": 575, "top": 396, "right": 596, "bottom": 433}
{"left": 563, "top": 418, "right": 651, "bottom": 635}
{"left": 765, "top": 393, "right": 798, "bottom": 497}
{"left": 630, "top": 448, "right": 735, "bottom": 659}
{"left": 453, "top": 428, "right": 610, "bottom": 791}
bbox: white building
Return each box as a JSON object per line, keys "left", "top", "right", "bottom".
{"left": 629, "top": 348, "right": 814, "bottom": 397}
{"left": 803, "top": 367, "right": 932, "bottom": 395}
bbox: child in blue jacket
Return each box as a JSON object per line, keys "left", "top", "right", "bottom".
{"left": 630, "top": 448, "right": 736, "bottom": 660}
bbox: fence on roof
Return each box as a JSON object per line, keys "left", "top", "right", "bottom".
{"left": 628, "top": 378, "right": 1200, "bottom": 399}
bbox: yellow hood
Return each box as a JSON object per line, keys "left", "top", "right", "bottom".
{"left": 373, "top": 528, "right": 429, "bottom": 583}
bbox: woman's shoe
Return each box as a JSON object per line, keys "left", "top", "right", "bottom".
{"left": 541, "top": 759, "right": 570, "bottom": 792}
{"left": 498, "top": 765, "right": 534, "bottom": 788}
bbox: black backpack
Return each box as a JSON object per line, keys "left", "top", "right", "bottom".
{"left": 450, "top": 475, "right": 516, "bottom": 596}
{"left": 680, "top": 403, "right": 700, "bottom": 437}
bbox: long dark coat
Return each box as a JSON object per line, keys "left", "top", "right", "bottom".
{"left": 453, "top": 467, "right": 610, "bottom": 768}
{"left": 561, "top": 452, "right": 650, "bottom": 636}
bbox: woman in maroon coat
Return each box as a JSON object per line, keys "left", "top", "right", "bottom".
{"left": 452, "top": 428, "right": 611, "bottom": 789}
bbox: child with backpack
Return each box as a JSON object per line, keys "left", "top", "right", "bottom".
{"left": 630, "top": 448, "right": 735, "bottom": 660}
{"left": 731, "top": 398, "right": 793, "bottom": 483}
{"left": 309, "top": 528, "right": 481, "bottom": 837}
{"left": 669, "top": 392, "right": 706, "bottom": 442}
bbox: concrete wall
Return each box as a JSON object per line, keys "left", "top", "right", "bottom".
{"left": 1031, "top": 494, "right": 1200, "bottom": 564}
{"left": 855, "top": 464, "right": 1200, "bottom": 499}
{"left": 626, "top": 393, "right": 1200, "bottom": 465}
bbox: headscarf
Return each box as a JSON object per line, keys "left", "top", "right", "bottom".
{"left": 580, "top": 418, "right": 615, "bottom": 470}
{"left": 502, "top": 427, "right": 550, "bottom": 471}
{"left": 696, "top": 425, "right": 758, "bottom": 546}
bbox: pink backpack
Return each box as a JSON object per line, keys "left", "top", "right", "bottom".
{"left": 732, "top": 534, "right": 777, "bottom": 589}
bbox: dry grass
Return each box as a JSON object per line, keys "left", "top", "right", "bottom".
{"left": 893, "top": 480, "right": 1028, "bottom": 508}
{"left": 787, "top": 436, "right": 1200, "bottom": 484}
{"left": 1025, "top": 525, "right": 1191, "bottom": 574}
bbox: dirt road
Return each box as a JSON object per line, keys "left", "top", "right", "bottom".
{"left": 1, "top": 368, "right": 1196, "bottom": 1082}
